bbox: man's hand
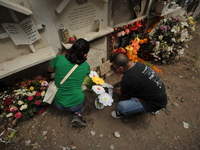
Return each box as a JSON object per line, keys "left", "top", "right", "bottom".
{"left": 113, "top": 89, "right": 121, "bottom": 96}
{"left": 113, "top": 81, "right": 121, "bottom": 88}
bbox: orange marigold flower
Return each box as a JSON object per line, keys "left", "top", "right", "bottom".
{"left": 152, "top": 66, "right": 162, "bottom": 73}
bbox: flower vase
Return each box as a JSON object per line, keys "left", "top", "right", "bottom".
{"left": 36, "top": 106, "right": 47, "bottom": 114}
{"left": 94, "top": 98, "right": 104, "bottom": 109}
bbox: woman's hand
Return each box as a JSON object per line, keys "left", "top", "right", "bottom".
{"left": 47, "top": 65, "right": 55, "bottom": 73}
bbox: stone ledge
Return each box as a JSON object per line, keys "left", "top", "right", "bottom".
{"left": 0, "top": 46, "right": 56, "bottom": 79}
{"left": 61, "top": 26, "right": 114, "bottom": 49}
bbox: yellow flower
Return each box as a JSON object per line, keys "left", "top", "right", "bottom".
{"left": 188, "top": 16, "right": 193, "bottom": 20}
{"left": 189, "top": 20, "right": 194, "bottom": 25}
{"left": 29, "top": 86, "right": 34, "bottom": 90}
{"left": 134, "top": 37, "right": 140, "bottom": 42}
{"left": 125, "top": 45, "right": 133, "bottom": 51}
{"left": 92, "top": 76, "right": 105, "bottom": 85}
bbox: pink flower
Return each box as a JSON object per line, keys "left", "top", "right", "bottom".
{"left": 10, "top": 108, "right": 18, "bottom": 112}
{"left": 40, "top": 87, "right": 46, "bottom": 90}
{"left": 35, "top": 91, "right": 41, "bottom": 97}
{"left": 117, "top": 32, "right": 121, "bottom": 37}
{"left": 28, "top": 96, "right": 34, "bottom": 101}
{"left": 125, "top": 29, "right": 130, "bottom": 34}
{"left": 34, "top": 101, "right": 41, "bottom": 105}
{"left": 41, "top": 81, "right": 48, "bottom": 86}
{"left": 69, "top": 37, "right": 75, "bottom": 44}
{"left": 14, "top": 112, "right": 22, "bottom": 118}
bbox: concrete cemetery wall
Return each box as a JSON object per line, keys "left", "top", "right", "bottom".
{"left": 0, "top": 0, "right": 200, "bottom": 84}
{"left": 0, "top": 0, "right": 112, "bottom": 83}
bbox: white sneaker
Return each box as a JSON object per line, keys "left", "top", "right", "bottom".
{"left": 151, "top": 111, "right": 159, "bottom": 115}
{"left": 111, "top": 111, "right": 123, "bottom": 119}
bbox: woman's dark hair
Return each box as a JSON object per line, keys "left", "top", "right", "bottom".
{"left": 66, "top": 38, "right": 90, "bottom": 65}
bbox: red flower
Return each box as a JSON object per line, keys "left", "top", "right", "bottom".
{"left": 10, "top": 107, "right": 18, "bottom": 112}
{"left": 27, "top": 80, "right": 32, "bottom": 85}
{"left": 2, "top": 97, "right": 14, "bottom": 106}
{"left": 28, "top": 95, "right": 34, "bottom": 101}
{"left": 35, "top": 91, "right": 41, "bottom": 97}
{"left": 135, "top": 21, "right": 143, "bottom": 27}
{"left": 35, "top": 75, "right": 42, "bottom": 80}
{"left": 14, "top": 112, "right": 22, "bottom": 118}
{"left": 4, "top": 108, "right": 10, "bottom": 112}
{"left": 69, "top": 37, "right": 76, "bottom": 44}
{"left": 129, "top": 21, "right": 143, "bottom": 31}
{"left": 34, "top": 100, "right": 41, "bottom": 105}
{"left": 129, "top": 25, "right": 139, "bottom": 31}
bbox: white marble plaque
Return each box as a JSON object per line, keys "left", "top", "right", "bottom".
{"left": 1, "top": 18, "right": 41, "bottom": 45}
{"left": 68, "top": 4, "right": 96, "bottom": 31}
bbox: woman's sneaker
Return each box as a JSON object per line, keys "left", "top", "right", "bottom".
{"left": 70, "top": 115, "right": 86, "bottom": 128}
{"left": 111, "top": 110, "right": 123, "bottom": 119}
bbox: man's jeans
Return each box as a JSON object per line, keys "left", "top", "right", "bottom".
{"left": 117, "top": 97, "right": 146, "bottom": 115}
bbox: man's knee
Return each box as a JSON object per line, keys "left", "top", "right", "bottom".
{"left": 117, "top": 101, "right": 126, "bottom": 114}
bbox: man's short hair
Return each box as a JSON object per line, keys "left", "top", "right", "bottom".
{"left": 110, "top": 54, "right": 129, "bottom": 67}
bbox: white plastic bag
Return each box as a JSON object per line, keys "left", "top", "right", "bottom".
{"left": 43, "top": 81, "right": 58, "bottom": 104}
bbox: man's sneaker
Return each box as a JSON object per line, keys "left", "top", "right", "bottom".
{"left": 151, "top": 111, "right": 159, "bottom": 115}
{"left": 111, "top": 110, "right": 123, "bottom": 119}
{"left": 70, "top": 115, "right": 86, "bottom": 128}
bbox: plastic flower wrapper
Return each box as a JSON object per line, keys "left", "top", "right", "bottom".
{"left": 101, "top": 83, "right": 113, "bottom": 89}
{"left": 92, "top": 85, "right": 105, "bottom": 95}
{"left": 98, "top": 93, "right": 113, "bottom": 106}
{"left": 101, "top": 83, "right": 113, "bottom": 97}
{"left": 0, "top": 127, "right": 17, "bottom": 144}
{"left": 84, "top": 76, "right": 95, "bottom": 89}
{"left": 108, "top": 88, "right": 113, "bottom": 97}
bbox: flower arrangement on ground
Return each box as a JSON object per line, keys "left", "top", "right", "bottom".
{"left": 0, "top": 75, "right": 49, "bottom": 120}
{"left": 84, "top": 71, "right": 113, "bottom": 109}
{"left": 148, "top": 12, "right": 196, "bottom": 64}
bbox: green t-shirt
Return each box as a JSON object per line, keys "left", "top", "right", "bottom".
{"left": 50, "top": 55, "right": 90, "bottom": 107}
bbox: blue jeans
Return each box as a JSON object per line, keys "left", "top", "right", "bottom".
{"left": 53, "top": 95, "right": 86, "bottom": 114}
{"left": 117, "top": 97, "right": 146, "bottom": 115}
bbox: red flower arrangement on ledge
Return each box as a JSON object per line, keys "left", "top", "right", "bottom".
{"left": 110, "top": 18, "right": 162, "bottom": 73}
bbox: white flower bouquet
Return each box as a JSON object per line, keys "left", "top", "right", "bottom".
{"left": 84, "top": 71, "right": 114, "bottom": 109}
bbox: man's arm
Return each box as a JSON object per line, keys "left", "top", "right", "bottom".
{"left": 113, "top": 81, "right": 121, "bottom": 88}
